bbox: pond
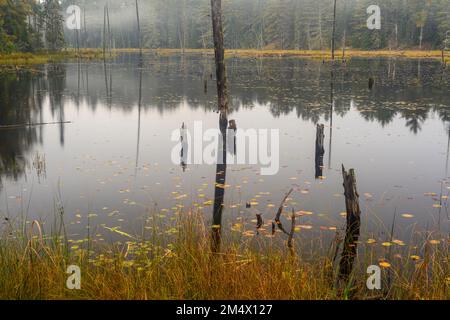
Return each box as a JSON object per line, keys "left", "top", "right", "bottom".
{"left": 0, "top": 54, "right": 449, "bottom": 243}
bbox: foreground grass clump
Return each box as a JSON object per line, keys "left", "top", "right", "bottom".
{"left": 0, "top": 212, "right": 447, "bottom": 300}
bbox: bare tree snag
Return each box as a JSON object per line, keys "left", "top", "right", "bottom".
{"left": 210, "top": 0, "right": 230, "bottom": 253}
{"left": 135, "top": 0, "right": 142, "bottom": 58}
{"left": 211, "top": 115, "right": 228, "bottom": 252}
{"left": 331, "top": 0, "right": 337, "bottom": 60}
{"left": 272, "top": 188, "right": 293, "bottom": 236}
{"left": 210, "top": 0, "right": 229, "bottom": 113}
{"left": 338, "top": 165, "right": 361, "bottom": 287}
{"left": 315, "top": 124, "right": 325, "bottom": 179}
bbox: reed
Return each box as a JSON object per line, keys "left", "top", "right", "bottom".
{"left": 0, "top": 210, "right": 447, "bottom": 300}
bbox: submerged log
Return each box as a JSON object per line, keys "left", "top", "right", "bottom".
{"left": 315, "top": 124, "right": 325, "bottom": 179}
{"left": 338, "top": 165, "right": 361, "bottom": 287}
{"left": 0, "top": 121, "right": 72, "bottom": 130}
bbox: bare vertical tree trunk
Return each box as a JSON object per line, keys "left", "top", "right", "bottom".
{"left": 106, "top": 6, "right": 112, "bottom": 57}
{"left": 135, "top": 0, "right": 142, "bottom": 57}
{"left": 318, "top": 2, "right": 323, "bottom": 50}
{"left": 76, "top": 29, "right": 80, "bottom": 54}
{"left": 331, "top": 0, "right": 337, "bottom": 60}
{"left": 182, "top": 0, "right": 187, "bottom": 53}
{"left": 103, "top": 6, "right": 106, "bottom": 59}
{"left": 328, "top": 71, "right": 334, "bottom": 169}
{"left": 315, "top": 124, "right": 325, "bottom": 179}
{"left": 210, "top": 0, "right": 229, "bottom": 113}
{"left": 259, "top": 0, "right": 264, "bottom": 50}
{"left": 342, "top": 29, "right": 346, "bottom": 59}
{"left": 395, "top": 24, "right": 398, "bottom": 48}
{"left": 419, "top": 26, "right": 423, "bottom": 50}
{"left": 83, "top": 6, "right": 87, "bottom": 48}
{"left": 338, "top": 166, "right": 361, "bottom": 289}
{"left": 135, "top": 68, "right": 143, "bottom": 175}
{"left": 210, "top": 0, "right": 229, "bottom": 253}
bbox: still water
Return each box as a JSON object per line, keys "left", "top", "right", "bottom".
{"left": 0, "top": 54, "right": 449, "bottom": 242}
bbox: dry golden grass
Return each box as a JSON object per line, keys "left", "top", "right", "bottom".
{"left": 0, "top": 212, "right": 447, "bottom": 300}
{"left": 146, "top": 48, "right": 450, "bottom": 61}
{"left": 1, "top": 48, "right": 448, "bottom": 67}
{"left": 0, "top": 49, "right": 104, "bottom": 65}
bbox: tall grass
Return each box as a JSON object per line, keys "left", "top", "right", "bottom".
{"left": 149, "top": 48, "right": 450, "bottom": 61}
{"left": 0, "top": 49, "right": 105, "bottom": 66}
{"left": 0, "top": 210, "right": 447, "bottom": 300}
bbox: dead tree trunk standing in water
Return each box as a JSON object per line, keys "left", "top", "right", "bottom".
{"left": 135, "top": 0, "right": 142, "bottom": 59}
{"left": 337, "top": 166, "right": 361, "bottom": 291}
{"left": 315, "top": 124, "right": 325, "bottom": 179}
{"left": 135, "top": 67, "right": 143, "bottom": 176}
{"left": 83, "top": 6, "right": 87, "bottom": 48}
{"left": 103, "top": 6, "right": 106, "bottom": 59}
{"left": 106, "top": 6, "right": 112, "bottom": 58}
{"left": 342, "top": 29, "right": 346, "bottom": 60}
{"left": 331, "top": 0, "right": 337, "bottom": 60}
{"left": 211, "top": 0, "right": 229, "bottom": 114}
{"left": 210, "top": 0, "right": 230, "bottom": 252}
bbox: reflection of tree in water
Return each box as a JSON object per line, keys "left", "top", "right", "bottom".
{"left": 62, "top": 55, "right": 449, "bottom": 132}
{"left": 0, "top": 72, "right": 41, "bottom": 182}
{"left": 46, "top": 64, "right": 67, "bottom": 145}
{"left": 402, "top": 107, "right": 429, "bottom": 134}
{"left": 0, "top": 65, "right": 67, "bottom": 184}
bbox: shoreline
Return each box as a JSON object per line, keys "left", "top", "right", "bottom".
{"left": 139, "top": 48, "right": 450, "bottom": 61}
{"left": 1, "top": 48, "right": 448, "bottom": 67}
{"left": 0, "top": 49, "right": 104, "bottom": 66}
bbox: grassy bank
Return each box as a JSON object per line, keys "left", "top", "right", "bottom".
{"left": 0, "top": 212, "right": 447, "bottom": 300}
{"left": 1, "top": 49, "right": 448, "bottom": 67}
{"left": 143, "top": 48, "right": 450, "bottom": 62}
{"left": 0, "top": 49, "right": 104, "bottom": 66}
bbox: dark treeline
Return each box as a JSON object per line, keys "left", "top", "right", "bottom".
{"left": 0, "top": 0, "right": 64, "bottom": 53}
{"left": 2, "top": 0, "right": 449, "bottom": 54}
{"left": 63, "top": 0, "right": 450, "bottom": 50}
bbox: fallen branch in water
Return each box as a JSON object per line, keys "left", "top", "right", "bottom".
{"left": 272, "top": 188, "right": 293, "bottom": 236}
{"left": 0, "top": 121, "right": 72, "bottom": 130}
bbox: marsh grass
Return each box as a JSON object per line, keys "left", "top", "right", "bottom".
{"left": 1, "top": 49, "right": 448, "bottom": 68}
{"left": 0, "top": 49, "right": 105, "bottom": 66}
{"left": 147, "top": 48, "right": 450, "bottom": 61}
{"left": 0, "top": 210, "right": 447, "bottom": 300}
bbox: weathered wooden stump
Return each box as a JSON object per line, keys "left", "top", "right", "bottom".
{"left": 368, "top": 77, "right": 374, "bottom": 90}
{"left": 337, "top": 165, "right": 361, "bottom": 289}
{"left": 315, "top": 124, "right": 325, "bottom": 179}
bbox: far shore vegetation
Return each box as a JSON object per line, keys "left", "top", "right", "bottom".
{"left": 0, "top": 49, "right": 105, "bottom": 66}
{"left": 0, "top": 48, "right": 448, "bottom": 68}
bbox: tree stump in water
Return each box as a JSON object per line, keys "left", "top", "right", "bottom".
{"left": 338, "top": 165, "right": 361, "bottom": 290}
{"left": 315, "top": 124, "right": 325, "bottom": 179}
{"left": 368, "top": 77, "right": 374, "bottom": 90}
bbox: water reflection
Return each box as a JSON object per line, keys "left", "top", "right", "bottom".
{"left": 0, "top": 54, "right": 449, "bottom": 237}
